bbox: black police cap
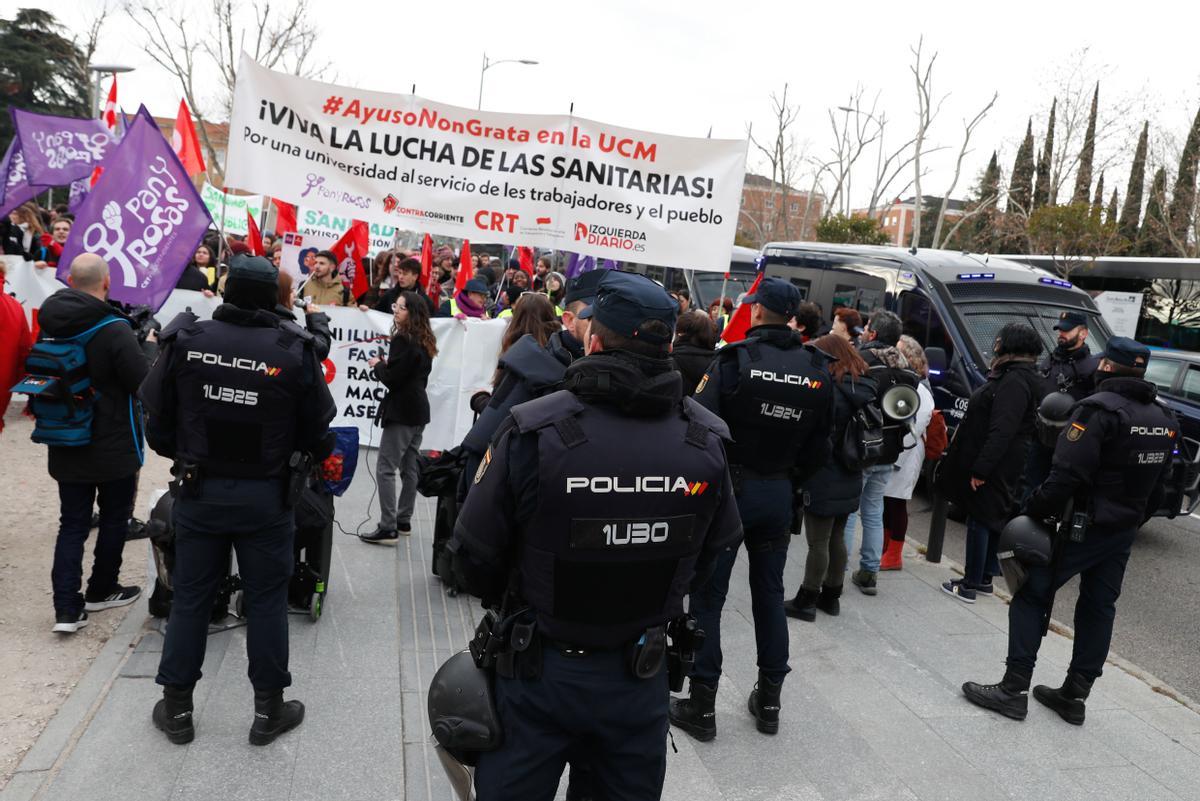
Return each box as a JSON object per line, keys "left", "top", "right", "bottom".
{"left": 1103, "top": 336, "right": 1150, "bottom": 368}
{"left": 1053, "top": 311, "right": 1089, "bottom": 331}
{"left": 743, "top": 276, "right": 800, "bottom": 318}
{"left": 564, "top": 269, "right": 606, "bottom": 306}
{"left": 578, "top": 271, "right": 679, "bottom": 345}
{"left": 227, "top": 254, "right": 278, "bottom": 284}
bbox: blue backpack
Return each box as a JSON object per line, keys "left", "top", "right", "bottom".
{"left": 12, "top": 315, "right": 132, "bottom": 447}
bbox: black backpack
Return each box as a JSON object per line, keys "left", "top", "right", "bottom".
{"left": 835, "top": 380, "right": 886, "bottom": 471}
{"left": 868, "top": 364, "right": 922, "bottom": 466}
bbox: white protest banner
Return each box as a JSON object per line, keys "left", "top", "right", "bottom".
{"left": 297, "top": 206, "right": 396, "bottom": 256}
{"left": 200, "top": 181, "right": 263, "bottom": 236}
{"left": 227, "top": 54, "right": 747, "bottom": 272}
{"left": 1093, "top": 291, "right": 1144, "bottom": 339}
{"left": 4, "top": 258, "right": 62, "bottom": 328}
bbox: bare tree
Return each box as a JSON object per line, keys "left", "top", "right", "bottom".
{"left": 124, "top": 0, "right": 327, "bottom": 179}
{"left": 864, "top": 122, "right": 923, "bottom": 218}
{"left": 932, "top": 91, "right": 998, "bottom": 248}
{"left": 747, "top": 84, "right": 806, "bottom": 240}
{"left": 66, "top": 2, "right": 113, "bottom": 114}
{"left": 822, "top": 87, "right": 881, "bottom": 217}
{"left": 909, "top": 37, "right": 948, "bottom": 249}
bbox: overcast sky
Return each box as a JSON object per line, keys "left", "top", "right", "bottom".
{"left": 8, "top": 0, "right": 1200, "bottom": 210}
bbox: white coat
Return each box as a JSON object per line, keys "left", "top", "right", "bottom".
{"left": 884, "top": 380, "right": 935, "bottom": 501}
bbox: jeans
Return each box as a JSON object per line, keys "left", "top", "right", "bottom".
{"left": 964, "top": 517, "right": 1001, "bottom": 587}
{"left": 1007, "top": 528, "right": 1136, "bottom": 681}
{"left": 52, "top": 474, "right": 138, "bottom": 615}
{"left": 157, "top": 478, "right": 294, "bottom": 691}
{"left": 800, "top": 512, "right": 849, "bottom": 590}
{"left": 843, "top": 464, "right": 892, "bottom": 573}
{"left": 377, "top": 422, "right": 424, "bottom": 529}
{"left": 691, "top": 478, "right": 792, "bottom": 686}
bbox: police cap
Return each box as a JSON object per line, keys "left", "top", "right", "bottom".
{"left": 563, "top": 268, "right": 606, "bottom": 307}
{"left": 743, "top": 276, "right": 800, "bottom": 318}
{"left": 1053, "top": 310, "right": 1089, "bottom": 331}
{"left": 579, "top": 271, "right": 678, "bottom": 345}
{"left": 227, "top": 254, "right": 278, "bottom": 284}
{"left": 1103, "top": 336, "right": 1150, "bottom": 369}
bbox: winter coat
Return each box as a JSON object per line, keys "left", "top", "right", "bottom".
{"left": 671, "top": 343, "right": 715, "bottom": 397}
{"left": 884, "top": 380, "right": 935, "bottom": 501}
{"left": 175, "top": 264, "right": 213, "bottom": 292}
{"left": 803, "top": 372, "right": 879, "bottom": 517}
{"left": 0, "top": 279, "right": 33, "bottom": 431}
{"left": 37, "top": 288, "right": 156, "bottom": 483}
{"left": 373, "top": 331, "right": 433, "bottom": 427}
{"left": 935, "top": 360, "right": 1041, "bottom": 530}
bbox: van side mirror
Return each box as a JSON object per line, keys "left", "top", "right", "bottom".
{"left": 926, "top": 347, "right": 948, "bottom": 384}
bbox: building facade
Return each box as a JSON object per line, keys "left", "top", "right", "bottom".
{"left": 738, "top": 173, "right": 823, "bottom": 247}
{"left": 854, "top": 195, "right": 968, "bottom": 247}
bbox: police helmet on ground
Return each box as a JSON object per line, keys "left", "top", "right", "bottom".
{"left": 996, "top": 515, "right": 1055, "bottom": 595}
{"left": 1036, "top": 391, "right": 1075, "bottom": 448}
{"left": 427, "top": 651, "right": 502, "bottom": 765}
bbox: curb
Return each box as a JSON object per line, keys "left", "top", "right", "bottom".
{"left": 1, "top": 597, "right": 150, "bottom": 801}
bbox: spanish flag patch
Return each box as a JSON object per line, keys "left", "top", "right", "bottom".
{"left": 1066, "top": 422, "right": 1086, "bottom": 442}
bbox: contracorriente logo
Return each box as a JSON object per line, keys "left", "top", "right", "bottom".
{"left": 566, "top": 476, "right": 708, "bottom": 495}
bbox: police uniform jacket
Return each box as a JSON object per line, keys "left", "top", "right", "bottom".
{"left": 373, "top": 331, "right": 433, "bottom": 427}
{"left": 936, "top": 359, "right": 1041, "bottom": 530}
{"left": 1040, "top": 343, "right": 1100, "bottom": 401}
{"left": 452, "top": 350, "right": 743, "bottom": 650}
{"left": 139, "top": 303, "right": 336, "bottom": 479}
{"left": 1026, "top": 376, "right": 1178, "bottom": 531}
{"left": 694, "top": 324, "right": 834, "bottom": 482}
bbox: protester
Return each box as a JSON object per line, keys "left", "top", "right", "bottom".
{"left": 299, "top": 250, "right": 351, "bottom": 306}
{"left": 512, "top": 269, "right": 530, "bottom": 290}
{"left": 495, "top": 285, "right": 524, "bottom": 318}
{"left": 0, "top": 259, "right": 34, "bottom": 432}
{"left": 35, "top": 217, "right": 71, "bottom": 269}
{"left": 276, "top": 271, "right": 332, "bottom": 360}
{"left": 672, "top": 309, "right": 717, "bottom": 396}
{"left": 38, "top": 254, "right": 156, "bottom": 633}
{"left": 441, "top": 277, "right": 491, "bottom": 319}
{"left": 8, "top": 202, "right": 54, "bottom": 265}
{"left": 670, "top": 287, "right": 691, "bottom": 314}
{"left": 707, "top": 296, "right": 733, "bottom": 333}
{"left": 493, "top": 292, "right": 561, "bottom": 384}
{"left": 832, "top": 307, "right": 863, "bottom": 342}
{"left": 936, "top": 322, "right": 1043, "bottom": 602}
{"left": 543, "top": 270, "right": 566, "bottom": 308}
{"left": 269, "top": 243, "right": 282, "bottom": 270}
{"left": 784, "top": 333, "right": 878, "bottom": 621}
{"left": 374, "top": 257, "right": 435, "bottom": 316}
{"left": 177, "top": 244, "right": 217, "bottom": 294}
{"left": 360, "top": 290, "right": 438, "bottom": 543}
{"left": 791, "top": 301, "right": 825, "bottom": 342}
{"left": 880, "top": 335, "right": 936, "bottom": 571}
{"left": 533, "top": 254, "right": 552, "bottom": 290}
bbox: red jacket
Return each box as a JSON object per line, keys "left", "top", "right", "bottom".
{"left": 0, "top": 278, "right": 33, "bottom": 432}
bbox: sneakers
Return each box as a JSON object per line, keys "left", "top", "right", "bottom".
{"left": 52, "top": 610, "right": 88, "bottom": 634}
{"left": 668, "top": 680, "right": 717, "bottom": 742}
{"left": 359, "top": 526, "right": 399, "bottom": 544}
{"left": 975, "top": 581, "right": 995, "bottom": 596}
{"left": 851, "top": 569, "right": 877, "bottom": 596}
{"left": 783, "top": 587, "right": 819, "bottom": 622}
{"left": 397, "top": 522, "right": 412, "bottom": 536}
{"left": 85, "top": 585, "right": 142, "bottom": 612}
{"left": 962, "top": 669, "right": 1031, "bottom": 720}
{"left": 941, "top": 579, "right": 977, "bottom": 604}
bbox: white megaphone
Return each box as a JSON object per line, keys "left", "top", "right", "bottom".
{"left": 880, "top": 384, "right": 920, "bottom": 422}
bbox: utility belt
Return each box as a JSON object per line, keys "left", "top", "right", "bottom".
{"left": 729, "top": 464, "right": 790, "bottom": 494}
{"left": 172, "top": 451, "right": 311, "bottom": 507}
{"left": 470, "top": 610, "right": 704, "bottom": 690}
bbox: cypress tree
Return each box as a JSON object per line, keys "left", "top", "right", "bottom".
{"left": 1091, "top": 172, "right": 1105, "bottom": 222}
{"left": 1008, "top": 120, "right": 1036, "bottom": 214}
{"left": 1072, "top": 83, "right": 1100, "bottom": 204}
{"left": 1033, "top": 98, "right": 1056, "bottom": 209}
{"left": 1118, "top": 121, "right": 1149, "bottom": 241}
{"left": 1166, "top": 103, "right": 1200, "bottom": 245}
{"left": 968, "top": 151, "right": 1002, "bottom": 251}
{"left": 1107, "top": 188, "right": 1119, "bottom": 225}
{"left": 1136, "top": 166, "right": 1170, "bottom": 256}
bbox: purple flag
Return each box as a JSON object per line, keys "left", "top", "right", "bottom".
{"left": 56, "top": 106, "right": 213, "bottom": 312}
{"left": 0, "top": 139, "right": 42, "bottom": 217}
{"left": 577, "top": 255, "right": 596, "bottom": 274}
{"left": 564, "top": 251, "right": 582, "bottom": 279}
{"left": 68, "top": 176, "right": 90, "bottom": 211}
{"left": 13, "top": 108, "right": 119, "bottom": 188}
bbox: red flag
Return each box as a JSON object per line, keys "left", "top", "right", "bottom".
{"left": 272, "top": 198, "right": 297, "bottom": 235}
{"left": 718, "top": 272, "right": 763, "bottom": 345}
{"left": 102, "top": 76, "right": 118, "bottom": 132}
{"left": 331, "top": 220, "right": 370, "bottom": 299}
{"left": 171, "top": 99, "right": 207, "bottom": 177}
{"left": 517, "top": 246, "right": 535, "bottom": 279}
{"left": 246, "top": 211, "right": 265, "bottom": 256}
{"left": 419, "top": 233, "right": 435, "bottom": 293}
{"left": 456, "top": 240, "right": 472, "bottom": 294}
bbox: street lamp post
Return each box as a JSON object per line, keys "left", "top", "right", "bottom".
{"left": 477, "top": 53, "right": 539, "bottom": 110}
{"left": 88, "top": 63, "right": 135, "bottom": 119}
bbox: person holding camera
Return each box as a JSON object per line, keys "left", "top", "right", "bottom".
{"left": 359, "top": 290, "right": 438, "bottom": 544}
{"left": 140, "top": 255, "right": 336, "bottom": 746}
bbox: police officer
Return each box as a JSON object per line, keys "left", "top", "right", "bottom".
{"left": 140, "top": 255, "right": 336, "bottom": 746}
{"left": 1023, "top": 310, "right": 1103, "bottom": 496}
{"left": 450, "top": 271, "right": 742, "bottom": 800}
{"left": 962, "top": 337, "right": 1178, "bottom": 724}
{"left": 671, "top": 277, "right": 834, "bottom": 741}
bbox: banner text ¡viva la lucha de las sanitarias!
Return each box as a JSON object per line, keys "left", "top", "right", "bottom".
{"left": 225, "top": 54, "right": 747, "bottom": 272}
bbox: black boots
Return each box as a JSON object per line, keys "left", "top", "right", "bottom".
{"left": 783, "top": 587, "right": 819, "bottom": 622}
{"left": 1034, "top": 672, "right": 1093, "bottom": 725}
{"left": 152, "top": 685, "right": 195, "bottom": 744}
{"left": 668, "top": 680, "right": 717, "bottom": 742}
{"left": 249, "top": 689, "right": 306, "bottom": 746}
{"left": 962, "top": 668, "right": 1031, "bottom": 720}
{"left": 747, "top": 673, "right": 783, "bottom": 735}
{"left": 816, "top": 585, "right": 842, "bottom": 616}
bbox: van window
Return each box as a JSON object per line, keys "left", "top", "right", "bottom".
{"left": 957, "top": 302, "right": 1109, "bottom": 365}
{"left": 1183, "top": 367, "right": 1200, "bottom": 402}
{"left": 789, "top": 278, "right": 811, "bottom": 300}
{"left": 832, "top": 281, "right": 885, "bottom": 314}
{"left": 899, "top": 291, "right": 955, "bottom": 360}
{"left": 1143, "top": 358, "right": 1181, "bottom": 393}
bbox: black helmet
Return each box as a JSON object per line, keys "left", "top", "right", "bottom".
{"left": 996, "top": 515, "right": 1055, "bottom": 594}
{"left": 427, "top": 651, "right": 502, "bottom": 767}
{"left": 1036, "top": 391, "right": 1075, "bottom": 448}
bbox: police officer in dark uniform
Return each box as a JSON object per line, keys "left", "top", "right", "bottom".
{"left": 450, "top": 271, "right": 742, "bottom": 800}
{"left": 671, "top": 277, "right": 834, "bottom": 741}
{"left": 140, "top": 255, "right": 336, "bottom": 746}
{"left": 962, "top": 337, "right": 1178, "bottom": 724}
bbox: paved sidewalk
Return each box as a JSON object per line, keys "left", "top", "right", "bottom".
{"left": 5, "top": 465, "right": 1200, "bottom": 801}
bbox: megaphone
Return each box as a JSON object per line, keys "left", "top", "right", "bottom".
{"left": 881, "top": 384, "right": 920, "bottom": 422}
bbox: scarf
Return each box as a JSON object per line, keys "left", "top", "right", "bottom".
{"left": 454, "top": 290, "right": 487, "bottom": 319}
